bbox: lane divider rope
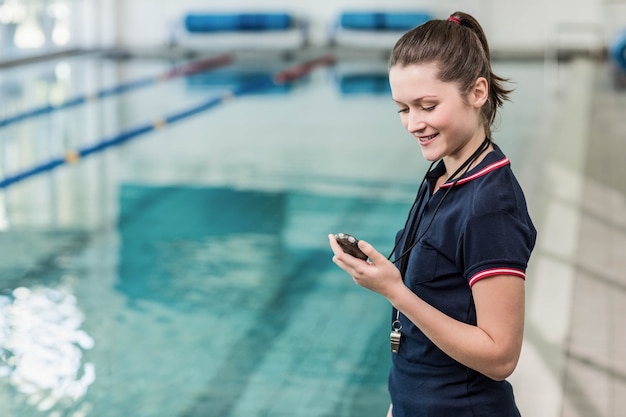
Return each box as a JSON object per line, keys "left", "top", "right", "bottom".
{"left": 0, "top": 54, "right": 234, "bottom": 129}
{"left": 0, "top": 54, "right": 335, "bottom": 189}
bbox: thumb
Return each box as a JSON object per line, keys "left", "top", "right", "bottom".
{"left": 357, "top": 240, "right": 385, "bottom": 263}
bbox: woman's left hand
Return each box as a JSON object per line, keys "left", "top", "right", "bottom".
{"left": 328, "top": 234, "right": 404, "bottom": 298}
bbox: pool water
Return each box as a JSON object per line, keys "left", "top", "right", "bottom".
{"left": 0, "top": 54, "right": 547, "bottom": 416}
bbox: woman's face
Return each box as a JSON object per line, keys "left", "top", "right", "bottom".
{"left": 389, "top": 62, "right": 487, "bottom": 165}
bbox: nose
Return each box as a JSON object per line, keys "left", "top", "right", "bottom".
{"left": 406, "top": 110, "right": 426, "bottom": 134}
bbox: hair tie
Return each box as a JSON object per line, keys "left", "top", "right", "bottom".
{"left": 448, "top": 16, "right": 461, "bottom": 25}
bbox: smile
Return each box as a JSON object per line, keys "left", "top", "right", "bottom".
{"left": 418, "top": 133, "right": 438, "bottom": 143}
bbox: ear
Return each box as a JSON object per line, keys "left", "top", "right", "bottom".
{"left": 470, "top": 77, "right": 489, "bottom": 108}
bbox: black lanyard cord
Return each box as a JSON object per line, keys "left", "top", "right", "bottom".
{"left": 384, "top": 160, "right": 435, "bottom": 261}
{"left": 387, "top": 137, "right": 492, "bottom": 267}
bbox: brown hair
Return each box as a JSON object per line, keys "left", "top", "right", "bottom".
{"left": 389, "top": 11, "right": 511, "bottom": 137}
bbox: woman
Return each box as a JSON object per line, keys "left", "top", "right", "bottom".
{"left": 329, "top": 11, "right": 537, "bottom": 417}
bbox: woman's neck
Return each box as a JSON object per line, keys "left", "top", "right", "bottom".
{"left": 441, "top": 136, "right": 492, "bottom": 184}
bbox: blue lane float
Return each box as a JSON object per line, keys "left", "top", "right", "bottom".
{"left": 0, "top": 54, "right": 234, "bottom": 130}
{"left": 339, "top": 11, "right": 432, "bottom": 31}
{"left": 185, "top": 69, "right": 293, "bottom": 94}
{"left": 337, "top": 74, "right": 390, "bottom": 95}
{"left": 0, "top": 55, "right": 334, "bottom": 190}
{"left": 609, "top": 29, "right": 626, "bottom": 73}
{"left": 184, "top": 13, "right": 293, "bottom": 32}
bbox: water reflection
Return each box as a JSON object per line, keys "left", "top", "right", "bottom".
{"left": 0, "top": 285, "right": 95, "bottom": 412}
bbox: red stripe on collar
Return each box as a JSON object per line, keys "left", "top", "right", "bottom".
{"left": 440, "top": 157, "right": 510, "bottom": 188}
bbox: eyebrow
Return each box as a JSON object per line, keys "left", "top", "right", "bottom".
{"left": 392, "top": 95, "right": 438, "bottom": 105}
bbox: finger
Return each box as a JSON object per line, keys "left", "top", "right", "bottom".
{"left": 328, "top": 234, "right": 343, "bottom": 255}
{"left": 356, "top": 239, "right": 384, "bottom": 263}
{"left": 329, "top": 235, "right": 355, "bottom": 266}
{"left": 329, "top": 234, "right": 365, "bottom": 263}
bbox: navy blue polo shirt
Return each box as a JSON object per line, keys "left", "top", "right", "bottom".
{"left": 388, "top": 144, "right": 536, "bottom": 417}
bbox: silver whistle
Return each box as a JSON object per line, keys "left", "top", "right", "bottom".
{"left": 390, "top": 330, "right": 401, "bottom": 354}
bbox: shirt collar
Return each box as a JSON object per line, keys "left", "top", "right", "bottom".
{"left": 426, "top": 143, "right": 510, "bottom": 189}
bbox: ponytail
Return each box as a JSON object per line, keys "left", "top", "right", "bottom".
{"left": 390, "top": 11, "right": 512, "bottom": 137}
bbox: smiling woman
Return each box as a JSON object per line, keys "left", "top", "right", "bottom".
{"left": 389, "top": 61, "right": 489, "bottom": 169}
{"left": 0, "top": 12, "right": 555, "bottom": 414}
{"left": 329, "top": 11, "right": 536, "bottom": 417}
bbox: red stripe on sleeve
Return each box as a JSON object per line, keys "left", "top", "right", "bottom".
{"left": 469, "top": 268, "right": 526, "bottom": 287}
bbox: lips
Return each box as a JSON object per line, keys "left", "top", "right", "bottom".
{"left": 418, "top": 133, "right": 439, "bottom": 144}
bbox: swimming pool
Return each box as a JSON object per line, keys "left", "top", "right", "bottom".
{"left": 0, "top": 52, "right": 548, "bottom": 416}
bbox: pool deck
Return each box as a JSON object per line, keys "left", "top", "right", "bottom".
{"left": 509, "top": 59, "right": 626, "bottom": 417}
{"left": 559, "top": 62, "right": 626, "bottom": 417}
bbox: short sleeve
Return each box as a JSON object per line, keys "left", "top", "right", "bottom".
{"left": 462, "top": 210, "right": 536, "bottom": 287}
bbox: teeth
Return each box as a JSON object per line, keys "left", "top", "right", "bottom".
{"left": 420, "top": 133, "right": 437, "bottom": 141}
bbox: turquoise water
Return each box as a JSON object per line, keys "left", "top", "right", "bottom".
{"left": 0, "top": 185, "right": 406, "bottom": 417}
{"left": 0, "top": 55, "right": 546, "bottom": 416}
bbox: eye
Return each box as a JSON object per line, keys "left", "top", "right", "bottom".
{"left": 397, "top": 107, "right": 409, "bottom": 114}
{"left": 422, "top": 105, "right": 436, "bottom": 111}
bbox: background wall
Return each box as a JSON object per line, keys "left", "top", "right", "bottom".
{"left": 2, "top": 0, "right": 623, "bottom": 64}
{"left": 105, "top": 0, "right": 626, "bottom": 54}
